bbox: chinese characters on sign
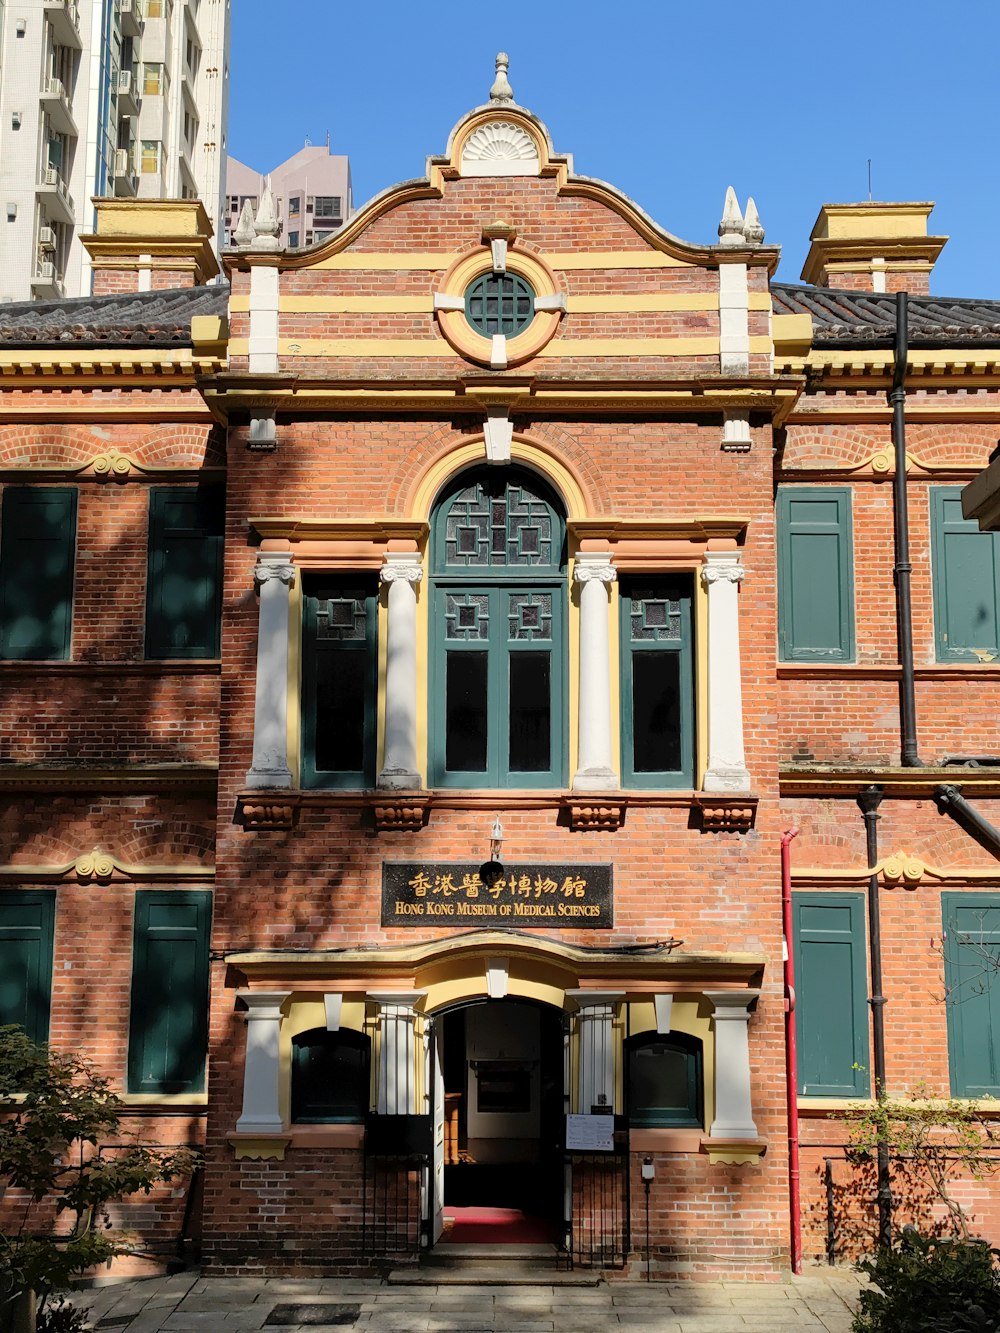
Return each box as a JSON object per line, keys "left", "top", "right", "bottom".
{"left": 381, "top": 863, "right": 613, "bottom": 928}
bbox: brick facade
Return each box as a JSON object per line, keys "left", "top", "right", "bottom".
{"left": 2, "top": 86, "right": 999, "bottom": 1284}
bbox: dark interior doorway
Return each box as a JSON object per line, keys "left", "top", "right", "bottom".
{"left": 439, "top": 999, "right": 564, "bottom": 1241}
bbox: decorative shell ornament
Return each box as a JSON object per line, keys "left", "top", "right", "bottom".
{"left": 461, "top": 121, "right": 539, "bottom": 178}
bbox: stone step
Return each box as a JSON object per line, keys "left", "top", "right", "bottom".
{"left": 388, "top": 1262, "right": 601, "bottom": 1287}
{"left": 426, "top": 1243, "right": 558, "bottom": 1263}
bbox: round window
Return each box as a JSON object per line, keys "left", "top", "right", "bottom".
{"left": 465, "top": 271, "right": 535, "bottom": 337}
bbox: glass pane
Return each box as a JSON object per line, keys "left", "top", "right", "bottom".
{"left": 629, "top": 1043, "right": 693, "bottom": 1118}
{"left": 632, "top": 652, "right": 681, "bottom": 772}
{"left": 446, "top": 652, "right": 488, "bottom": 771}
{"left": 509, "top": 652, "right": 550, "bottom": 772}
{"left": 315, "top": 652, "right": 365, "bottom": 772}
{"left": 293, "top": 1035, "right": 369, "bottom": 1121}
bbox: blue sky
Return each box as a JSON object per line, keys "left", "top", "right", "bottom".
{"left": 229, "top": 1, "right": 1000, "bottom": 297}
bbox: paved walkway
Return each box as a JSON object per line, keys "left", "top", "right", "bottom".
{"left": 67, "top": 1268, "right": 865, "bottom": 1333}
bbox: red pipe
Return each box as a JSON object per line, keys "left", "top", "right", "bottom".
{"left": 781, "top": 826, "right": 802, "bottom": 1275}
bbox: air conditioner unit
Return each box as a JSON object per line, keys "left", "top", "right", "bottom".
{"left": 118, "top": 69, "right": 132, "bottom": 93}
{"left": 44, "top": 166, "right": 58, "bottom": 185}
{"left": 38, "top": 226, "right": 56, "bottom": 249}
{"left": 115, "top": 147, "right": 130, "bottom": 175}
{"left": 36, "top": 260, "right": 55, "bottom": 280}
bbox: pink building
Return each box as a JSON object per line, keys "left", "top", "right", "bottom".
{"left": 225, "top": 145, "right": 352, "bottom": 248}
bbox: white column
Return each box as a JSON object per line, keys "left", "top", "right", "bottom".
{"left": 573, "top": 553, "right": 619, "bottom": 791}
{"left": 377, "top": 553, "right": 423, "bottom": 790}
{"left": 245, "top": 553, "right": 296, "bottom": 789}
{"left": 368, "top": 990, "right": 425, "bottom": 1114}
{"left": 568, "top": 990, "right": 622, "bottom": 1113}
{"left": 701, "top": 551, "right": 751, "bottom": 792}
{"left": 706, "top": 990, "right": 760, "bottom": 1140}
{"left": 235, "top": 990, "right": 291, "bottom": 1134}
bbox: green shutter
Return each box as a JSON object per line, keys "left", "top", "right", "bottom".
{"left": 619, "top": 577, "right": 694, "bottom": 788}
{"left": 301, "top": 579, "right": 378, "bottom": 788}
{"left": 0, "top": 487, "right": 77, "bottom": 660}
{"left": 792, "top": 892, "right": 870, "bottom": 1097}
{"left": 942, "top": 893, "right": 1000, "bottom": 1096}
{"left": 931, "top": 487, "right": 1000, "bottom": 663}
{"left": 0, "top": 891, "right": 55, "bottom": 1045}
{"left": 128, "top": 890, "right": 211, "bottom": 1095}
{"left": 145, "top": 486, "right": 224, "bottom": 659}
{"left": 777, "top": 487, "right": 855, "bottom": 662}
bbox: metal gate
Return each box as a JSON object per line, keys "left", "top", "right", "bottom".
{"left": 361, "top": 1114, "right": 430, "bottom": 1260}
{"left": 564, "top": 1150, "right": 630, "bottom": 1268}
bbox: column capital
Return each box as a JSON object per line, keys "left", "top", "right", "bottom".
{"left": 566, "top": 989, "right": 624, "bottom": 1011}
{"left": 705, "top": 989, "right": 759, "bottom": 1017}
{"left": 366, "top": 989, "right": 426, "bottom": 1010}
{"left": 254, "top": 553, "right": 295, "bottom": 588}
{"left": 380, "top": 552, "right": 423, "bottom": 585}
{"left": 236, "top": 990, "right": 291, "bottom": 1021}
{"left": 574, "top": 553, "right": 617, "bottom": 585}
{"left": 700, "top": 552, "right": 745, "bottom": 586}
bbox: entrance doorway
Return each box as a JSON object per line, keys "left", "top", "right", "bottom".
{"left": 431, "top": 999, "right": 564, "bottom": 1246}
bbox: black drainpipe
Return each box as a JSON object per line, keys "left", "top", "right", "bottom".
{"left": 890, "top": 292, "right": 921, "bottom": 767}
{"left": 858, "top": 784, "right": 891, "bottom": 1249}
{"left": 934, "top": 784, "right": 1000, "bottom": 857}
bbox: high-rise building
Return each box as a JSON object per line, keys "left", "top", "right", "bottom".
{"left": 0, "top": 0, "right": 230, "bottom": 302}
{"left": 225, "top": 144, "right": 352, "bottom": 248}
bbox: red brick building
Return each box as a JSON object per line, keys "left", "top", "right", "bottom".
{"left": 2, "top": 60, "right": 999, "bottom": 1280}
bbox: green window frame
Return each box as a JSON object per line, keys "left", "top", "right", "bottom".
{"left": 127, "top": 890, "right": 211, "bottom": 1095}
{"left": 145, "top": 485, "right": 224, "bottom": 659}
{"left": 429, "top": 467, "right": 566, "bottom": 789}
{"left": 0, "top": 891, "right": 55, "bottom": 1045}
{"left": 301, "top": 577, "right": 378, "bottom": 789}
{"left": 930, "top": 486, "right": 1000, "bottom": 663}
{"left": 619, "top": 576, "right": 694, "bottom": 788}
{"left": 0, "top": 487, "right": 77, "bottom": 661}
{"left": 626, "top": 1031, "right": 703, "bottom": 1128}
{"left": 291, "top": 1027, "right": 371, "bottom": 1123}
{"left": 465, "top": 272, "right": 534, "bottom": 337}
{"left": 777, "top": 487, "right": 855, "bottom": 662}
{"left": 792, "top": 892, "right": 870, "bottom": 1097}
{"left": 942, "top": 893, "right": 1000, "bottom": 1097}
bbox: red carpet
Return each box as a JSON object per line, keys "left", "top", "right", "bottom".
{"left": 442, "top": 1206, "right": 557, "bottom": 1244}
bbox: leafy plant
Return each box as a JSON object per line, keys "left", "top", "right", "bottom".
{"left": 853, "top": 1230, "right": 1000, "bottom": 1332}
{"left": 36, "top": 1298, "right": 90, "bottom": 1333}
{"left": 0, "top": 1026, "right": 199, "bottom": 1308}
{"left": 843, "top": 1087, "right": 997, "bottom": 1241}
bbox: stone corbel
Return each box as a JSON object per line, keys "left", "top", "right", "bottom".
{"left": 721, "top": 410, "right": 752, "bottom": 453}
{"left": 240, "top": 800, "right": 296, "bottom": 831}
{"left": 482, "top": 220, "right": 517, "bottom": 272}
{"left": 693, "top": 793, "right": 758, "bottom": 833}
{"left": 483, "top": 407, "right": 513, "bottom": 464}
{"left": 563, "top": 800, "right": 626, "bottom": 832}
{"left": 372, "top": 796, "right": 431, "bottom": 832}
{"left": 248, "top": 414, "right": 277, "bottom": 452}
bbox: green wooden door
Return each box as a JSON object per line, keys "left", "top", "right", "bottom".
{"left": 777, "top": 488, "right": 855, "bottom": 661}
{"left": 0, "top": 487, "right": 77, "bottom": 660}
{"left": 145, "top": 486, "right": 224, "bottom": 658}
{"left": 793, "top": 892, "right": 870, "bottom": 1096}
{"left": 619, "top": 577, "right": 694, "bottom": 787}
{"left": 931, "top": 487, "right": 1000, "bottom": 662}
{"left": 128, "top": 891, "right": 211, "bottom": 1094}
{"left": 0, "top": 891, "right": 55, "bottom": 1044}
{"left": 942, "top": 894, "right": 1000, "bottom": 1096}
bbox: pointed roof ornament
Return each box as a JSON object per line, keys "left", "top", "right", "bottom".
{"left": 489, "top": 51, "right": 514, "bottom": 104}
{"left": 718, "top": 186, "right": 745, "bottom": 247}
{"left": 251, "top": 177, "right": 282, "bottom": 252}
{"left": 743, "top": 196, "right": 765, "bottom": 246}
{"left": 233, "top": 198, "right": 255, "bottom": 247}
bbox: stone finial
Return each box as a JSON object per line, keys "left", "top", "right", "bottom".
{"left": 251, "top": 178, "right": 282, "bottom": 252}
{"left": 718, "top": 186, "right": 745, "bottom": 247}
{"left": 743, "top": 196, "right": 765, "bottom": 245}
{"left": 489, "top": 51, "right": 514, "bottom": 104}
{"left": 233, "top": 198, "right": 255, "bottom": 247}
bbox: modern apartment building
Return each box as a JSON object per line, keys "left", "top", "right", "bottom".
{"left": 225, "top": 144, "right": 352, "bottom": 248}
{"left": 0, "top": 0, "right": 230, "bottom": 302}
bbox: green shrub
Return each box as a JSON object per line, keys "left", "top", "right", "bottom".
{"left": 36, "top": 1299, "right": 90, "bottom": 1333}
{"left": 853, "top": 1231, "right": 1000, "bottom": 1332}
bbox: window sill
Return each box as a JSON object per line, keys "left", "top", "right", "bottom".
{"left": 629, "top": 1128, "right": 703, "bottom": 1153}
{"left": 237, "top": 789, "right": 759, "bottom": 834}
{"left": 799, "top": 1096, "right": 1000, "bottom": 1117}
{"left": 0, "top": 660, "right": 221, "bottom": 675}
{"left": 778, "top": 662, "right": 1000, "bottom": 680}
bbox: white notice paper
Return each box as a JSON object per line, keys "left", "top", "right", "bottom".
{"left": 565, "top": 1113, "right": 615, "bottom": 1152}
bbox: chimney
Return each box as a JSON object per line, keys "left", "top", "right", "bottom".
{"left": 800, "top": 202, "right": 947, "bottom": 295}
{"left": 81, "top": 199, "right": 220, "bottom": 295}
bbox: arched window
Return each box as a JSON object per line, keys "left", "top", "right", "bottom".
{"left": 626, "top": 1031, "right": 703, "bottom": 1128}
{"left": 429, "top": 466, "right": 567, "bottom": 787}
{"left": 291, "top": 1027, "right": 371, "bottom": 1123}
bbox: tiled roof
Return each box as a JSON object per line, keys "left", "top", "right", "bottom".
{"left": 771, "top": 283, "right": 1000, "bottom": 346}
{"left": 0, "top": 283, "right": 229, "bottom": 346}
